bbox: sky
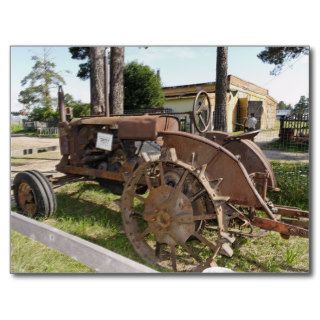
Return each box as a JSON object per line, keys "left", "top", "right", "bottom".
{"left": 10, "top": 46, "right": 309, "bottom": 111}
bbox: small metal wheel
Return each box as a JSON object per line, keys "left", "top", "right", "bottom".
{"left": 192, "top": 90, "right": 212, "bottom": 133}
{"left": 13, "top": 170, "right": 57, "bottom": 218}
{"left": 121, "top": 149, "right": 234, "bottom": 272}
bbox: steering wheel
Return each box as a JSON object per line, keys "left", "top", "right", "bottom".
{"left": 192, "top": 90, "right": 212, "bottom": 133}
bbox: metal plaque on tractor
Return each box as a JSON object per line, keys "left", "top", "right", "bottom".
{"left": 96, "top": 132, "right": 113, "bottom": 151}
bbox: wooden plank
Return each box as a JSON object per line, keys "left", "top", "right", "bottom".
{"left": 11, "top": 212, "right": 157, "bottom": 273}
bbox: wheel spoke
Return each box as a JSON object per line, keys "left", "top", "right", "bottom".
{"left": 144, "top": 174, "right": 153, "bottom": 190}
{"left": 193, "top": 213, "right": 216, "bottom": 221}
{"left": 170, "top": 244, "right": 177, "bottom": 272}
{"left": 168, "top": 169, "right": 189, "bottom": 203}
{"left": 193, "top": 231, "right": 218, "bottom": 252}
{"left": 197, "top": 101, "right": 206, "bottom": 114}
{"left": 180, "top": 243, "right": 201, "bottom": 263}
{"left": 141, "top": 227, "right": 151, "bottom": 238}
{"left": 130, "top": 210, "right": 144, "bottom": 218}
{"left": 190, "top": 189, "right": 206, "bottom": 202}
{"left": 158, "top": 162, "right": 165, "bottom": 186}
{"left": 155, "top": 242, "right": 161, "bottom": 257}
{"left": 199, "top": 114, "right": 206, "bottom": 128}
{"left": 175, "top": 169, "right": 188, "bottom": 192}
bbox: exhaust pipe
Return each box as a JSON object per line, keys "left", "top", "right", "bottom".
{"left": 58, "top": 85, "right": 66, "bottom": 122}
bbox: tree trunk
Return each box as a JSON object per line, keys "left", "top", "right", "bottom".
{"left": 110, "top": 47, "right": 124, "bottom": 115}
{"left": 214, "top": 47, "right": 228, "bottom": 131}
{"left": 90, "top": 47, "right": 106, "bottom": 115}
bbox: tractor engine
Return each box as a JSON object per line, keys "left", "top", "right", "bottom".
{"left": 66, "top": 124, "right": 140, "bottom": 194}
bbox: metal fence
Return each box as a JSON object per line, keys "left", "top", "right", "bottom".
{"left": 37, "top": 127, "right": 58, "bottom": 136}
{"left": 254, "top": 113, "right": 309, "bottom": 211}
{"left": 279, "top": 114, "right": 309, "bottom": 145}
{"left": 23, "top": 120, "right": 58, "bottom": 130}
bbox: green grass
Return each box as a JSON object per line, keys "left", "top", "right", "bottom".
{"left": 11, "top": 160, "right": 309, "bottom": 273}
{"left": 10, "top": 124, "right": 37, "bottom": 135}
{"left": 260, "top": 138, "right": 309, "bottom": 153}
{"left": 11, "top": 231, "right": 93, "bottom": 273}
{"left": 216, "top": 232, "right": 308, "bottom": 273}
{"left": 43, "top": 182, "right": 165, "bottom": 271}
{"left": 11, "top": 123, "right": 24, "bottom": 133}
{"left": 269, "top": 161, "right": 309, "bottom": 210}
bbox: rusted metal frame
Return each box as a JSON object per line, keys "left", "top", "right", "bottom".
{"left": 275, "top": 205, "right": 309, "bottom": 218}
{"left": 56, "top": 164, "right": 124, "bottom": 182}
{"left": 249, "top": 171, "right": 269, "bottom": 200}
{"left": 207, "top": 144, "right": 275, "bottom": 220}
{"left": 280, "top": 217, "right": 309, "bottom": 229}
{"left": 245, "top": 140, "right": 277, "bottom": 189}
{"left": 160, "top": 131, "right": 276, "bottom": 220}
{"left": 251, "top": 216, "right": 308, "bottom": 238}
{"left": 222, "top": 139, "right": 277, "bottom": 190}
{"left": 49, "top": 175, "right": 89, "bottom": 189}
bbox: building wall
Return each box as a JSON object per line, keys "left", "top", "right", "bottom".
{"left": 163, "top": 78, "right": 277, "bottom": 132}
{"left": 164, "top": 94, "right": 215, "bottom": 113}
{"left": 229, "top": 84, "right": 277, "bottom": 131}
{"left": 163, "top": 97, "right": 195, "bottom": 113}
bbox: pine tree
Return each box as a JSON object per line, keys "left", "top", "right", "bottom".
{"left": 214, "top": 47, "right": 228, "bottom": 131}
{"left": 110, "top": 47, "right": 124, "bottom": 115}
{"left": 89, "top": 47, "right": 106, "bottom": 115}
{"left": 18, "top": 48, "right": 65, "bottom": 111}
{"left": 257, "top": 47, "right": 309, "bottom": 75}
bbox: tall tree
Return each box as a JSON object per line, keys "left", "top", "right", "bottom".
{"left": 124, "top": 61, "right": 165, "bottom": 110}
{"left": 277, "top": 101, "right": 293, "bottom": 110}
{"left": 214, "top": 47, "right": 228, "bottom": 131}
{"left": 257, "top": 46, "right": 309, "bottom": 75}
{"left": 110, "top": 47, "right": 124, "bottom": 115}
{"left": 89, "top": 47, "right": 106, "bottom": 115}
{"left": 18, "top": 48, "right": 65, "bottom": 111}
{"left": 68, "top": 47, "right": 90, "bottom": 80}
{"left": 294, "top": 95, "right": 309, "bottom": 115}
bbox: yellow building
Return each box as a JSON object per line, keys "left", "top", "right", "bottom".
{"left": 163, "top": 75, "right": 277, "bottom": 132}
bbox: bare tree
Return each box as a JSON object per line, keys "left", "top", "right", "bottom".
{"left": 110, "top": 47, "right": 124, "bottom": 115}
{"left": 90, "top": 47, "right": 106, "bottom": 115}
{"left": 214, "top": 47, "right": 228, "bottom": 131}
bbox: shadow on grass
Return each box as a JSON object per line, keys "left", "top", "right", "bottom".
{"left": 51, "top": 182, "right": 161, "bottom": 270}
{"left": 50, "top": 182, "right": 308, "bottom": 273}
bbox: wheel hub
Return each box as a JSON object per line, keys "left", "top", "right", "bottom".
{"left": 17, "top": 181, "right": 37, "bottom": 216}
{"left": 143, "top": 185, "right": 195, "bottom": 246}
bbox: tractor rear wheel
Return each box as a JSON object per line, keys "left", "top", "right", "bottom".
{"left": 121, "top": 148, "right": 234, "bottom": 272}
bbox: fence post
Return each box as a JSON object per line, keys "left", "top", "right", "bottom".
{"left": 279, "top": 115, "right": 285, "bottom": 138}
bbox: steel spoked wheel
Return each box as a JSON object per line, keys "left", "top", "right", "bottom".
{"left": 193, "top": 90, "right": 212, "bottom": 133}
{"left": 121, "top": 149, "right": 233, "bottom": 272}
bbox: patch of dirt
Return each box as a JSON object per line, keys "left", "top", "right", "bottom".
{"left": 11, "top": 136, "right": 59, "bottom": 150}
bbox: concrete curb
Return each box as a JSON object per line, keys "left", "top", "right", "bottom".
{"left": 11, "top": 211, "right": 157, "bottom": 273}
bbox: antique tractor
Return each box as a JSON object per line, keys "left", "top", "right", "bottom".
{"left": 13, "top": 88, "right": 309, "bottom": 272}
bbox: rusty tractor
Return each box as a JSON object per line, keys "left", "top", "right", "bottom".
{"left": 13, "top": 88, "right": 309, "bottom": 272}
